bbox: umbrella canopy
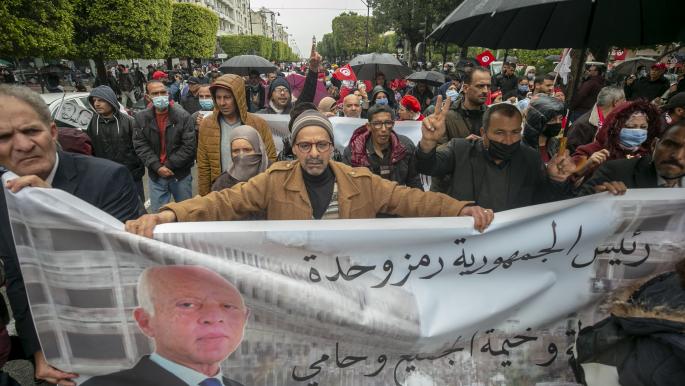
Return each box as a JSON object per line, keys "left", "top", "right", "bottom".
{"left": 219, "top": 55, "right": 277, "bottom": 76}
{"left": 612, "top": 57, "right": 656, "bottom": 77}
{"left": 348, "top": 53, "right": 413, "bottom": 81}
{"left": 286, "top": 73, "right": 328, "bottom": 105}
{"left": 430, "top": 0, "right": 684, "bottom": 49}
{"left": 0, "top": 59, "right": 12, "bottom": 68}
{"left": 406, "top": 71, "right": 446, "bottom": 87}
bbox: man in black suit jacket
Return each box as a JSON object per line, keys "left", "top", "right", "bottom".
{"left": 83, "top": 266, "right": 247, "bottom": 386}
{"left": 0, "top": 84, "right": 144, "bottom": 385}
{"left": 580, "top": 122, "right": 685, "bottom": 195}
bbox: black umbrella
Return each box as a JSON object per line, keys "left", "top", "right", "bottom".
{"left": 219, "top": 55, "right": 277, "bottom": 76}
{"left": 611, "top": 56, "right": 656, "bottom": 77}
{"left": 406, "top": 71, "right": 446, "bottom": 87}
{"left": 349, "top": 53, "right": 413, "bottom": 81}
{"left": 430, "top": 0, "right": 684, "bottom": 49}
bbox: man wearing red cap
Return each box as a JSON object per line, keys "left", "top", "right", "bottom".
{"left": 398, "top": 95, "right": 425, "bottom": 121}
{"left": 625, "top": 62, "right": 670, "bottom": 102}
{"left": 151, "top": 70, "right": 168, "bottom": 82}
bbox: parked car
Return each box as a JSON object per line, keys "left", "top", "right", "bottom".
{"left": 40, "top": 92, "right": 129, "bottom": 131}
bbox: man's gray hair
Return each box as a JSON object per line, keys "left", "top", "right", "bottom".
{"left": 136, "top": 267, "right": 157, "bottom": 316}
{"left": 0, "top": 84, "right": 52, "bottom": 126}
{"left": 596, "top": 86, "right": 625, "bottom": 107}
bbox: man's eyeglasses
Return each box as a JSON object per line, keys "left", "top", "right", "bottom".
{"left": 273, "top": 87, "right": 290, "bottom": 94}
{"left": 295, "top": 141, "right": 333, "bottom": 153}
{"left": 369, "top": 120, "right": 395, "bottom": 129}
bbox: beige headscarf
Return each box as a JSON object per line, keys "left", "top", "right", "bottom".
{"left": 227, "top": 125, "right": 269, "bottom": 182}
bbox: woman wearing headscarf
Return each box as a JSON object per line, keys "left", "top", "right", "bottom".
{"left": 571, "top": 100, "right": 662, "bottom": 182}
{"left": 522, "top": 95, "right": 566, "bottom": 164}
{"left": 211, "top": 125, "right": 270, "bottom": 192}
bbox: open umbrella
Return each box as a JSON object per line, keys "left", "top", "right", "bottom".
{"left": 219, "top": 55, "right": 277, "bottom": 76}
{"left": 406, "top": 71, "right": 446, "bottom": 87}
{"left": 611, "top": 57, "right": 656, "bottom": 77}
{"left": 348, "top": 53, "right": 412, "bottom": 81}
{"left": 430, "top": 0, "right": 684, "bottom": 49}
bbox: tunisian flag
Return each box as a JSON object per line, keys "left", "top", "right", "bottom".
{"left": 333, "top": 64, "right": 357, "bottom": 81}
{"left": 476, "top": 50, "right": 496, "bottom": 67}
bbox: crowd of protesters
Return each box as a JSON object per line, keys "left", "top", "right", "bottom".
{"left": 1, "top": 42, "right": 685, "bottom": 385}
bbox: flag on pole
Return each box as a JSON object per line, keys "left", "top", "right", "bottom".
{"left": 554, "top": 48, "right": 573, "bottom": 85}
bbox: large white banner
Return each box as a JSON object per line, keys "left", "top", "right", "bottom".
{"left": 3, "top": 174, "right": 684, "bottom": 385}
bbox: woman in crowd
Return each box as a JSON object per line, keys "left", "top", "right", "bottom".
{"left": 572, "top": 100, "right": 662, "bottom": 181}
{"left": 211, "top": 125, "right": 270, "bottom": 192}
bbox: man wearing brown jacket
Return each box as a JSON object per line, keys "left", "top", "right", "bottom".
{"left": 197, "top": 74, "right": 277, "bottom": 196}
{"left": 126, "top": 111, "right": 495, "bottom": 236}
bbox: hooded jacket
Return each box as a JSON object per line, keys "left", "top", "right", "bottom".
{"left": 197, "top": 74, "right": 277, "bottom": 196}
{"left": 573, "top": 264, "right": 685, "bottom": 386}
{"left": 86, "top": 86, "right": 144, "bottom": 180}
{"left": 342, "top": 126, "right": 422, "bottom": 189}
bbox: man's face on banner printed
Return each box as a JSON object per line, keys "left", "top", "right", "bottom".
{"left": 134, "top": 266, "right": 248, "bottom": 372}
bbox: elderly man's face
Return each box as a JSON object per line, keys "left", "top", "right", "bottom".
{"left": 292, "top": 125, "right": 333, "bottom": 176}
{"left": 342, "top": 95, "right": 361, "bottom": 118}
{"left": 653, "top": 125, "right": 685, "bottom": 179}
{"left": 134, "top": 266, "right": 248, "bottom": 374}
{"left": 0, "top": 96, "right": 57, "bottom": 180}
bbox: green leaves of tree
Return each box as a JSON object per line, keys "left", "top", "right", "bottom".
{"left": 169, "top": 3, "right": 219, "bottom": 59}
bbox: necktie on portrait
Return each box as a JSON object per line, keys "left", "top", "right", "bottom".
{"left": 199, "top": 378, "right": 223, "bottom": 386}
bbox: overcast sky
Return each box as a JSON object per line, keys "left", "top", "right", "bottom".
{"left": 250, "top": 0, "right": 371, "bottom": 59}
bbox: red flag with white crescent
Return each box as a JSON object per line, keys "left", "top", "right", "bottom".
{"left": 333, "top": 64, "right": 357, "bottom": 81}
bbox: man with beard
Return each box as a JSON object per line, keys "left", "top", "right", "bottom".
{"left": 125, "top": 110, "right": 495, "bottom": 236}
{"left": 580, "top": 122, "right": 685, "bottom": 194}
{"left": 443, "top": 67, "right": 490, "bottom": 140}
{"left": 416, "top": 97, "right": 576, "bottom": 212}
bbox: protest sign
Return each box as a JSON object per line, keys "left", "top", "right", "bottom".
{"left": 3, "top": 175, "right": 684, "bottom": 385}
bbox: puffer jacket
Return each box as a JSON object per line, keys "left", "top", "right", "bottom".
{"left": 87, "top": 86, "right": 144, "bottom": 179}
{"left": 342, "top": 125, "right": 422, "bottom": 189}
{"left": 197, "top": 74, "right": 277, "bottom": 196}
{"left": 133, "top": 102, "right": 196, "bottom": 181}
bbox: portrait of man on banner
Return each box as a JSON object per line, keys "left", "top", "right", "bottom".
{"left": 82, "top": 265, "right": 248, "bottom": 386}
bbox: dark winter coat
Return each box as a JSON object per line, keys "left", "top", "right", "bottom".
{"left": 573, "top": 268, "right": 685, "bottom": 386}
{"left": 625, "top": 76, "right": 670, "bottom": 101}
{"left": 416, "top": 139, "right": 573, "bottom": 212}
{"left": 570, "top": 75, "right": 606, "bottom": 114}
{"left": 87, "top": 86, "right": 144, "bottom": 180}
{"left": 133, "top": 103, "right": 196, "bottom": 181}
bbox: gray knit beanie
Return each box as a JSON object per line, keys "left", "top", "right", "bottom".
{"left": 290, "top": 110, "right": 334, "bottom": 142}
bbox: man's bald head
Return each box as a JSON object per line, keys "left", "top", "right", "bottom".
{"left": 342, "top": 93, "right": 362, "bottom": 118}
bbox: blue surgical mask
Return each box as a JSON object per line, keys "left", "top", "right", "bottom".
{"left": 199, "top": 98, "right": 214, "bottom": 110}
{"left": 446, "top": 89, "right": 459, "bottom": 101}
{"left": 518, "top": 85, "right": 530, "bottom": 93}
{"left": 152, "top": 95, "right": 169, "bottom": 109}
{"left": 376, "top": 97, "right": 389, "bottom": 106}
{"left": 619, "top": 128, "right": 648, "bottom": 149}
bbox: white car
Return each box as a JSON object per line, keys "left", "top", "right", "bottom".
{"left": 41, "top": 92, "right": 129, "bottom": 131}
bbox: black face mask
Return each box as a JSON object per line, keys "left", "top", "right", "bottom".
{"left": 543, "top": 123, "right": 562, "bottom": 138}
{"left": 487, "top": 139, "right": 521, "bottom": 161}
